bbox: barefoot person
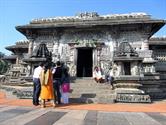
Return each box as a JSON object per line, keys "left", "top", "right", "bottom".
{"left": 40, "top": 63, "right": 54, "bottom": 108}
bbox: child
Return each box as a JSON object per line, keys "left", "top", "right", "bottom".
{"left": 61, "top": 68, "right": 70, "bottom": 104}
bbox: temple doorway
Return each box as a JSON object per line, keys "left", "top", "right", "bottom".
{"left": 77, "top": 48, "right": 93, "bottom": 77}
{"left": 124, "top": 62, "right": 131, "bottom": 75}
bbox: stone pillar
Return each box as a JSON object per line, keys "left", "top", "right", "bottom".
{"left": 28, "top": 38, "right": 34, "bottom": 57}
{"left": 27, "top": 38, "right": 34, "bottom": 75}
{"left": 96, "top": 46, "right": 102, "bottom": 66}
{"left": 16, "top": 56, "right": 19, "bottom": 65}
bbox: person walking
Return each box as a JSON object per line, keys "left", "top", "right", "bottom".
{"left": 52, "top": 61, "right": 63, "bottom": 105}
{"left": 32, "top": 62, "right": 44, "bottom": 106}
{"left": 61, "top": 68, "right": 70, "bottom": 104}
{"left": 40, "top": 63, "right": 54, "bottom": 108}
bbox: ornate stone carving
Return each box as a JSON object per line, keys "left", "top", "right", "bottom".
{"left": 116, "top": 42, "right": 138, "bottom": 57}
{"left": 76, "top": 12, "right": 99, "bottom": 19}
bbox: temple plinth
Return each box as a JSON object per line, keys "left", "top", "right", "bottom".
{"left": 113, "top": 42, "right": 151, "bottom": 103}
{"left": 3, "top": 40, "right": 29, "bottom": 83}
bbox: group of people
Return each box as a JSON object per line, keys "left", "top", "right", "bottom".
{"left": 32, "top": 61, "right": 70, "bottom": 108}
{"left": 93, "top": 66, "right": 113, "bottom": 85}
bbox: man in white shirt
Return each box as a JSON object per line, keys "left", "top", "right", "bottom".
{"left": 93, "top": 66, "right": 103, "bottom": 83}
{"left": 32, "top": 62, "right": 44, "bottom": 106}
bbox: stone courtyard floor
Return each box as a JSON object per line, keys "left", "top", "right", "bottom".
{"left": 0, "top": 91, "right": 166, "bottom": 125}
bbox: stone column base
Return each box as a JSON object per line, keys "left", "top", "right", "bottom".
{"left": 116, "top": 93, "right": 151, "bottom": 103}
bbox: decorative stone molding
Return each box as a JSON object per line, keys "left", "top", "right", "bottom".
{"left": 68, "top": 40, "right": 105, "bottom": 48}
{"left": 30, "top": 12, "right": 150, "bottom": 24}
{"left": 16, "top": 40, "right": 29, "bottom": 45}
{"left": 150, "top": 36, "right": 166, "bottom": 41}
{"left": 76, "top": 12, "right": 99, "bottom": 18}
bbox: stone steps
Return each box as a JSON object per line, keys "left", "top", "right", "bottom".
{"left": 71, "top": 84, "right": 112, "bottom": 89}
{"left": 1, "top": 78, "right": 116, "bottom": 103}
{"left": 69, "top": 78, "right": 115, "bottom": 103}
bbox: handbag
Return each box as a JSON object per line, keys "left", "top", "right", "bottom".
{"left": 62, "top": 83, "right": 70, "bottom": 93}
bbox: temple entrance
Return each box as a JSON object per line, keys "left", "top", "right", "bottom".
{"left": 77, "top": 48, "right": 93, "bottom": 77}
{"left": 124, "top": 62, "right": 131, "bottom": 75}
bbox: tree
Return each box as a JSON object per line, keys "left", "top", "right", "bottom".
{"left": 0, "top": 52, "right": 4, "bottom": 58}
{"left": 0, "top": 52, "right": 8, "bottom": 74}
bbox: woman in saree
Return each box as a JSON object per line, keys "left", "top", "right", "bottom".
{"left": 40, "top": 63, "right": 55, "bottom": 108}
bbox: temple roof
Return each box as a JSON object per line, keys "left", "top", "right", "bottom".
{"left": 3, "top": 55, "right": 17, "bottom": 60}
{"left": 30, "top": 12, "right": 152, "bottom": 24}
{"left": 149, "top": 37, "right": 166, "bottom": 45}
{"left": 16, "top": 12, "right": 165, "bottom": 37}
{"left": 5, "top": 40, "right": 29, "bottom": 53}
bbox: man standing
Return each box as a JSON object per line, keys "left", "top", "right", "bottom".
{"left": 32, "top": 62, "right": 44, "bottom": 106}
{"left": 52, "top": 61, "right": 63, "bottom": 105}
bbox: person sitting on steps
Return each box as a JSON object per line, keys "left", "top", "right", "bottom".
{"left": 93, "top": 66, "right": 104, "bottom": 83}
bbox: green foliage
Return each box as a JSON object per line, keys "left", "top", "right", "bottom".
{"left": 0, "top": 52, "right": 4, "bottom": 58}
{"left": 0, "top": 60, "right": 8, "bottom": 74}
{"left": 0, "top": 52, "right": 8, "bottom": 74}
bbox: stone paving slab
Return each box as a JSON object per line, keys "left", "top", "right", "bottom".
{"left": 25, "top": 111, "right": 66, "bottom": 125}
{"left": 122, "top": 112, "right": 161, "bottom": 125}
{"left": 0, "top": 106, "right": 165, "bottom": 125}
{"left": 0, "top": 107, "right": 32, "bottom": 122}
{"left": 84, "top": 111, "right": 97, "bottom": 125}
{"left": 98, "top": 112, "right": 130, "bottom": 125}
{"left": 0, "top": 91, "right": 166, "bottom": 125}
{"left": 0, "top": 108, "right": 50, "bottom": 125}
{"left": 147, "top": 112, "right": 166, "bottom": 125}
{"left": 54, "top": 110, "right": 87, "bottom": 125}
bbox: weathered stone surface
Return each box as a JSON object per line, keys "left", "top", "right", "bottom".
{"left": 0, "top": 106, "right": 166, "bottom": 125}
{"left": 25, "top": 111, "right": 66, "bottom": 125}
{"left": 98, "top": 112, "right": 130, "bottom": 125}
{"left": 116, "top": 94, "right": 151, "bottom": 103}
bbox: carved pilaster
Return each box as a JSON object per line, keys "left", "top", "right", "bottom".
{"left": 26, "top": 30, "right": 36, "bottom": 57}
{"left": 28, "top": 39, "right": 34, "bottom": 57}
{"left": 141, "top": 39, "right": 149, "bottom": 50}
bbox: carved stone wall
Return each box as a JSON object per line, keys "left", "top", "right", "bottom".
{"left": 28, "top": 25, "right": 157, "bottom": 77}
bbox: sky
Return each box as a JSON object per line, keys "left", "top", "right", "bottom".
{"left": 0, "top": 0, "right": 166, "bottom": 55}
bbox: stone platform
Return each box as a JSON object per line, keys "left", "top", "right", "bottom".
{"left": 0, "top": 91, "right": 166, "bottom": 125}
{"left": 114, "top": 76, "right": 151, "bottom": 103}
{"left": 0, "top": 78, "right": 115, "bottom": 103}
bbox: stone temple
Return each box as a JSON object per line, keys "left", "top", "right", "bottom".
{"left": 2, "top": 12, "right": 166, "bottom": 103}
